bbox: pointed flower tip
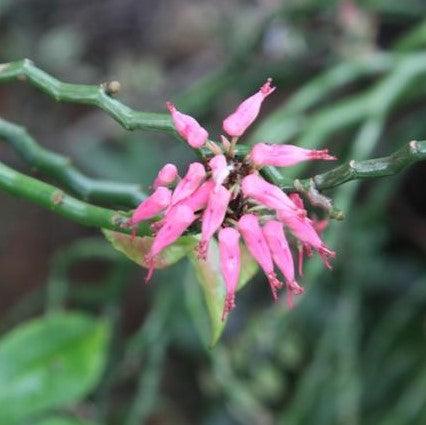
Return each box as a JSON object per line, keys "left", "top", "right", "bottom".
{"left": 222, "top": 78, "right": 276, "bottom": 138}
{"left": 319, "top": 244, "right": 336, "bottom": 269}
{"left": 153, "top": 163, "right": 178, "bottom": 189}
{"left": 261, "top": 78, "right": 276, "bottom": 96}
{"left": 310, "top": 148, "right": 337, "bottom": 161}
{"left": 144, "top": 255, "right": 155, "bottom": 283}
{"left": 166, "top": 102, "right": 208, "bottom": 148}
{"left": 267, "top": 271, "right": 282, "bottom": 301}
{"left": 221, "top": 293, "right": 236, "bottom": 322}
{"left": 165, "top": 101, "right": 175, "bottom": 112}
{"left": 196, "top": 240, "right": 208, "bottom": 261}
{"left": 130, "top": 186, "right": 172, "bottom": 225}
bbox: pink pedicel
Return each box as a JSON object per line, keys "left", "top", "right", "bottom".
{"left": 238, "top": 214, "right": 282, "bottom": 300}
{"left": 277, "top": 209, "right": 335, "bottom": 269}
{"left": 218, "top": 227, "right": 241, "bottom": 320}
{"left": 198, "top": 185, "right": 231, "bottom": 260}
{"left": 145, "top": 204, "right": 196, "bottom": 282}
{"left": 223, "top": 79, "right": 276, "bottom": 137}
{"left": 170, "top": 162, "right": 206, "bottom": 207}
{"left": 241, "top": 173, "right": 306, "bottom": 216}
{"left": 263, "top": 220, "right": 304, "bottom": 308}
{"left": 250, "top": 143, "right": 337, "bottom": 168}
{"left": 209, "top": 154, "right": 230, "bottom": 187}
{"left": 166, "top": 101, "right": 208, "bottom": 148}
{"left": 153, "top": 163, "right": 178, "bottom": 189}
{"left": 130, "top": 186, "right": 172, "bottom": 225}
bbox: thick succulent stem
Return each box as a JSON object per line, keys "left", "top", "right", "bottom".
{"left": 0, "top": 59, "right": 174, "bottom": 133}
{"left": 0, "top": 117, "right": 146, "bottom": 208}
{"left": 0, "top": 160, "right": 150, "bottom": 235}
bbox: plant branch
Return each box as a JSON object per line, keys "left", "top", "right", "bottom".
{"left": 0, "top": 160, "right": 150, "bottom": 235}
{"left": 235, "top": 141, "right": 426, "bottom": 191}
{"left": 309, "top": 140, "right": 426, "bottom": 191}
{"left": 0, "top": 59, "right": 174, "bottom": 133}
{"left": 0, "top": 117, "right": 146, "bottom": 207}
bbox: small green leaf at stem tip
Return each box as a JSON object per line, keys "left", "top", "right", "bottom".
{"left": 188, "top": 240, "right": 258, "bottom": 347}
{"left": 0, "top": 313, "right": 110, "bottom": 425}
{"left": 102, "top": 229, "right": 198, "bottom": 269}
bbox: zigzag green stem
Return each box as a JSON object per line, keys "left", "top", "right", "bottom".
{"left": 0, "top": 160, "right": 150, "bottom": 235}
{"left": 309, "top": 140, "right": 426, "bottom": 190}
{"left": 234, "top": 141, "right": 426, "bottom": 191}
{"left": 0, "top": 59, "right": 295, "bottom": 188}
{"left": 0, "top": 59, "right": 174, "bottom": 133}
{"left": 0, "top": 117, "right": 146, "bottom": 207}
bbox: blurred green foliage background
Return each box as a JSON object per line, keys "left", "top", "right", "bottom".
{"left": 0, "top": 0, "right": 425, "bottom": 424}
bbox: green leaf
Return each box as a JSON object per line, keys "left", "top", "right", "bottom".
{"left": 33, "top": 416, "right": 96, "bottom": 425}
{"left": 188, "top": 240, "right": 258, "bottom": 346}
{"left": 103, "top": 229, "right": 197, "bottom": 269}
{"left": 0, "top": 313, "right": 110, "bottom": 425}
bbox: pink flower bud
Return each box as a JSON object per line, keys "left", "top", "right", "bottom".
{"left": 223, "top": 79, "right": 276, "bottom": 137}
{"left": 277, "top": 209, "right": 335, "bottom": 269}
{"left": 145, "top": 204, "right": 196, "bottom": 282}
{"left": 263, "top": 220, "right": 304, "bottom": 308}
{"left": 166, "top": 102, "right": 208, "bottom": 148}
{"left": 198, "top": 185, "right": 231, "bottom": 260}
{"left": 183, "top": 179, "right": 215, "bottom": 212}
{"left": 153, "top": 163, "right": 178, "bottom": 189}
{"left": 154, "top": 179, "right": 214, "bottom": 232}
{"left": 218, "top": 227, "right": 241, "bottom": 319}
{"left": 130, "top": 187, "right": 172, "bottom": 225}
{"left": 250, "top": 143, "right": 337, "bottom": 167}
{"left": 289, "top": 193, "right": 305, "bottom": 209}
{"left": 288, "top": 193, "right": 330, "bottom": 276}
{"left": 241, "top": 173, "right": 306, "bottom": 216}
{"left": 170, "top": 162, "right": 206, "bottom": 207}
{"left": 209, "top": 154, "right": 230, "bottom": 187}
{"left": 238, "top": 214, "right": 282, "bottom": 299}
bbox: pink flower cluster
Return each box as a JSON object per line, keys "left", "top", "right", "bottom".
{"left": 129, "top": 79, "right": 337, "bottom": 319}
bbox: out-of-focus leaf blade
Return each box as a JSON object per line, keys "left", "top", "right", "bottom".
{"left": 188, "top": 240, "right": 258, "bottom": 346}
{"left": 102, "top": 229, "right": 197, "bottom": 269}
{"left": 0, "top": 313, "right": 110, "bottom": 425}
{"left": 34, "top": 416, "right": 96, "bottom": 425}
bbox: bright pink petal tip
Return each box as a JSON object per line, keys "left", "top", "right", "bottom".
{"left": 222, "top": 79, "right": 276, "bottom": 138}
{"left": 166, "top": 101, "right": 208, "bottom": 148}
{"left": 222, "top": 293, "right": 236, "bottom": 322}
{"left": 261, "top": 78, "right": 276, "bottom": 96}
{"left": 267, "top": 271, "right": 282, "bottom": 301}
{"left": 318, "top": 244, "right": 336, "bottom": 269}
{"left": 309, "top": 149, "right": 337, "bottom": 161}
{"left": 209, "top": 154, "right": 230, "bottom": 187}
{"left": 278, "top": 209, "right": 335, "bottom": 270}
{"left": 130, "top": 186, "right": 172, "bottom": 225}
{"left": 153, "top": 163, "right": 178, "bottom": 189}
{"left": 263, "top": 220, "right": 298, "bottom": 293}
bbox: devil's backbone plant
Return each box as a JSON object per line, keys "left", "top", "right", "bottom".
{"left": 128, "top": 79, "right": 337, "bottom": 318}
{"left": 0, "top": 60, "right": 425, "bottom": 343}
